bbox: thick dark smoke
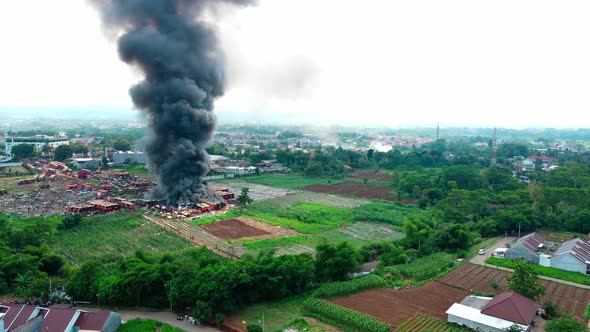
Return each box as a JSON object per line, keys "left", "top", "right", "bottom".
{"left": 93, "top": 0, "right": 255, "bottom": 204}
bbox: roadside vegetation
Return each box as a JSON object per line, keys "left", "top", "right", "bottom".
{"left": 117, "top": 318, "right": 184, "bottom": 332}
{"left": 486, "top": 257, "right": 590, "bottom": 285}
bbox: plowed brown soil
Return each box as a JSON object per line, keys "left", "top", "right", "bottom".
{"left": 330, "top": 282, "right": 469, "bottom": 328}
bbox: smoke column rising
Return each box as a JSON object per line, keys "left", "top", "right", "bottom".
{"left": 92, "top": 0, "right": 255, "bottom": 204}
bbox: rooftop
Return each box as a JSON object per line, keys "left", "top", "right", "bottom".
{"left": 515, "top": 232, "right": 545, "bottom": 255}
{"left": 481, "top": 292, "right": 540, "bottom": 325}
{"left": 554, "top": 237, "right": 590, "bottom": 264}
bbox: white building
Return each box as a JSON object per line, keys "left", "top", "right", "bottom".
{"left": 447, "top": 293, "right": 540, "bottom": 332}
{"left": 113, "top": 151, "right": 146, "bottom": 165}
{"left": 73, "top": 158, "right": 101, "bottom": 170}
{"left": 5, "top": 135, "right": 69, "bottom": 157}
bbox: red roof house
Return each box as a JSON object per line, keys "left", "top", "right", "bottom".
{"left": 480, "top": 292, "right": 540, "bottom": 325}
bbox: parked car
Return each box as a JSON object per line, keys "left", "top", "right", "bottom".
{"left": 478, "top": 249, "right": 486, "bottom": 255}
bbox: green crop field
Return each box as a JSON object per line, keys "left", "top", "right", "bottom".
{"left": 193, "top": 202, "right": 352, "bottom": 234}
{"left": 242, "top": 222, "right": 404, "bottom": 257}
{"left": 118, "top": 318, "right": 185, "bottom": 332}
{"left": 396, "top": 313, "right": 467, "bottom": 332}
{"left": 1, "top": 212, "right": 63, "bottom": 230}
{"left": 49, "top": 211, "right": 193, "bottom": 265}
{"left": 352, "top": 201, "right": 427, "bottom": 226}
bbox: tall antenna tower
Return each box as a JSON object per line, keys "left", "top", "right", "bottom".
{"left": 491, "top": 127, "right": 497, "bottom": 166}
{"left": 436, "top": 122, "right": 440, "bottom": 141}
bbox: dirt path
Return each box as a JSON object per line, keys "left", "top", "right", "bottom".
{"left": 119, "top": 309, "right": 220, "bottom": 331}
{"left": 470, "top": 236, "right": 590, "bottom": 290}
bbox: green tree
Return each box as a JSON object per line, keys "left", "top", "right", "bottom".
{"left": 508, "top": 261, "right": 546, "bottom": 300}
{"left": 237, "top": 187, "right": 253, "bottom": 205}
{"left": 113, "top": 137, "right": 132, "bottom": 151}
{"left": 315, "top": 242, "right": 359, "bottom": 282}
{"left": 505, "top": 324, "right": 524, "bottom": 332}
{"left": 545, "top": 317, "right": 587, "bottom": 332}
{"left": 54, "top": 145, "right": 73, "bottom": 162}
{"left": 66, "top": 260, "right": 101, "bottom": 301}
{"left": 101, "top": 155, "right": 109, "bottom": 169}
{"left": 59, "top": 214, "right": 82, "bottom": 230}
{"left": 11, "top": 144, "right": 35, "bottom": 160}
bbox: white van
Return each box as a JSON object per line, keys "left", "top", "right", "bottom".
{"left": 493, "top": 248, "right": 508, "bottom": 258}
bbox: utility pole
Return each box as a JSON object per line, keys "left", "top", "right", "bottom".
{"left": 490, "top": 127, "right": 497, "bottom": 166}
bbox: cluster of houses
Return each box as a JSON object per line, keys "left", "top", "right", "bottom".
{"left": 494, "top": 233, "right": 590, "bottom": 275}
{"left": 0, "top": 303, "right": 120, "bottom": 332}
{"left": 208, "top": 155, "right": 291, "bottom": 178}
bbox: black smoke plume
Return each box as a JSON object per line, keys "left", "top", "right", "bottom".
{"left": 93, "top": 0, "right": 254, "bottom": 204}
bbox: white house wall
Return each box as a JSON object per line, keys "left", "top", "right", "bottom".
{"left": 448, "top": 314, "right": 506, "bottom": 332}
{"left": 550, "top": 254, "right": 587, "bottom": 275}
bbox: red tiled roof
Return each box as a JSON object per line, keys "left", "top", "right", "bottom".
{"left": 38, "top": 308, "right": 78, "bottom": 332}
{"left": 481, "top": 292, "right": 540, "bottom": 325}
{"left": 75, "top": 311, "right": 111, "bottom": 331}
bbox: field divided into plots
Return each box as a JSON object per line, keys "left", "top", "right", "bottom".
{"left": 439, "top": 264, "right": 590, "bottom": 318}
{"left": 395, "top": 313, "right": 467, "bottom": 332}
{"left": 330, "top": 282, "right": 469, "bottom": 329}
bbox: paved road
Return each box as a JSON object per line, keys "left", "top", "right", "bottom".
{"left": 469, "top": 236, "right": 590, "bottom": 290}
{"left": 119, "top": 310, "right": 220, "bottom": 331}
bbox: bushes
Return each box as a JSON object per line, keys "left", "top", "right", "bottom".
{"left": 380, "top": 252, "right": 455, "bottom": 283}
{"left": 302, "top": 298, "right": 391, "bottom": 332}
{"left": 314, "top": 275, "right": 386, "bottom": 299}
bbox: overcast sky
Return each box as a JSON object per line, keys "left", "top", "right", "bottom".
{"left": 0, "top": 1, "right": 589, "bottom": 128}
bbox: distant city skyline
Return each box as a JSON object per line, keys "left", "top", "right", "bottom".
{"left": 0, "top": 1, "right": 589, "bottom": 128}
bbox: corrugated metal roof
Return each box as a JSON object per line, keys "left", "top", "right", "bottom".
{"left": 38, "top": 308, "right": 78, "bottom": 332}
{"left": 481, "top": 292, "right": 540, "bottom": 325}
{"left": 446, "top": 303, "right": 528, "bottom": 330}
{"left": 75, "top": 311, "right": 111, "bottom": 331}
{"left": 553, "top": 238, "right": 590, "bottom": 264}
{"left": 514, "top": 233, "right": 544, "bottom": 255}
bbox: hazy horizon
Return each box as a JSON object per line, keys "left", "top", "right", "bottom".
{"left": 1, "top": 1, "right": 589, "bottom": 128}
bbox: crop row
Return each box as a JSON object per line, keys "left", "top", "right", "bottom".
{"left": 302, "top": 298, "right": 391, "bottom": 332}
{"left": 314, "top": 274, "right": 387, "bottom": 299}
{"left": 382, "top": 253, "right": 455, "bottom": 282}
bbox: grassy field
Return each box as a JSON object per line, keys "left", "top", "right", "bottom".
{"left": 241, "top": 222, "right": 404, "bottom": 257}
{"left": 352, "top": 201, "right": 426, "bottom": 226}
{"left": 486, "top": 257, "right": 590, "bottom": 285}
{"left": 118, "top": 318, "right": 185, "bottom": 332}
{"left": 1, "top": 212, "right": 63, "bottom": 230}
{"left": 239, "top": 174, "right": 345, "bottom": 189}
{"left": 193, "top": 202, "right": 352, "bottom": 234}
{"left": 254, "top": 190, "right": 370, "bottom": 209}
{"left": 230, "top": 292, "right": 313, "bottom": 332}
{"left": 49, "top": 211, "right": 193, "bottom": 265}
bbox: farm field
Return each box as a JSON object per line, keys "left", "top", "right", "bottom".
{"left": 349, "top": 170, "right": 393, "bottom": 182}
{"left": 257, "top": 190, "right": 370, "bottom": 209}
{"left": 439, "top": 264, "right": 590, "bottom": 318}
{"left": 395, "top": 313, "right": 467, "bottom": 332}
{"left": 238, "top": 174, "right": 345, "bottom": 189}
{"left": 214, "top": 179, "right": 292, "bottom": 201}
{"left": 49, "top": 212, "right": 193, "bottom": 265}
{"left": 255, "top": 222, "right": 404, "bottom": 257}
{"left": 304, "top": 183, "right": 404, "bottom": 202}
{"left": 330, "top": 282, "right": 469, "bottom": 329}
